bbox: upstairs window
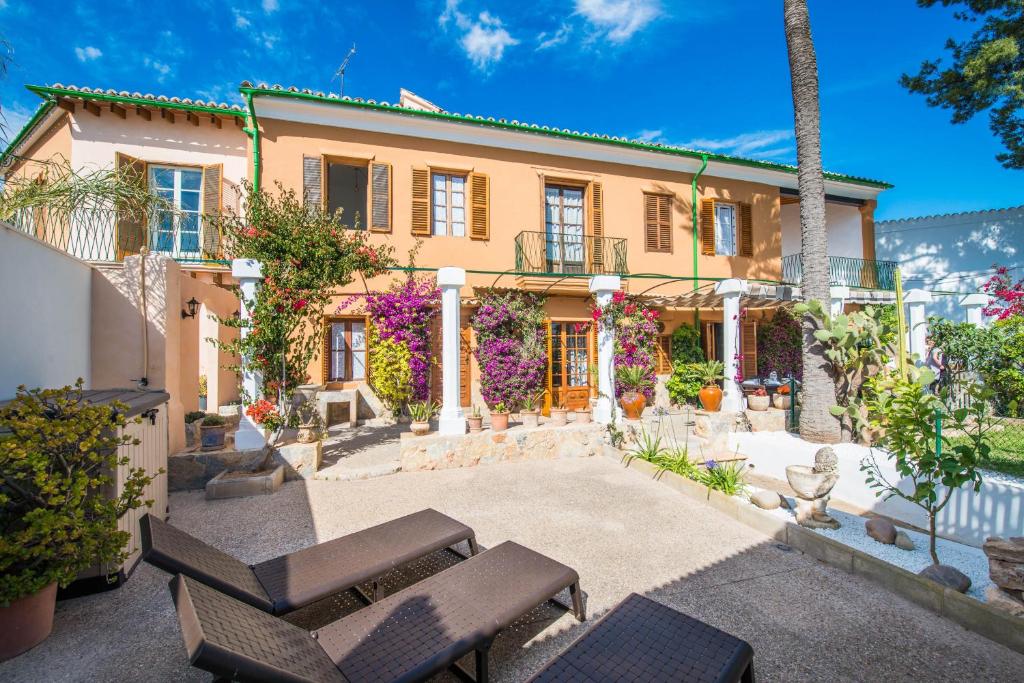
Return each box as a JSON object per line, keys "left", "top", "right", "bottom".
{"left": 643, "top": 193, "right": 672, "bottom": 252}
{"left": 326, "top": 161, "right": 368, "bottom": 230}
{"left": 149, "top": 165, "right": 202, "bottom": 256}
{"left": 432, "top": 172, "right": 467, "bottom": 237}
{"left": 715, "top": 202, "right": 737, "bottom": 256}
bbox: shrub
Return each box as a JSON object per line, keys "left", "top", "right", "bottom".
{"left": 756, "top": 308, "right": 802, "bottom": 379}
{"left": 670, "top": 323, "right": 703, "bottom": 365}
{"left": 201, "top": 413, "right": 225, "bottom": 426}
{"left": 367, "top": 326, "right": 414, "bottom": 410}
{"left": 0, "top": 381, "right": 158, "bottom": 604}
{"left": 666, "top": 362, "right": 702, "bottom": 405}
{"left": 184, "top": 410, "right": 207, "bottom": 424}
{"left": 927, "top": 316, "right": 997, "bottom": 374}
{"left": 984, "top": 316, "right": 1024, "bottom": 415}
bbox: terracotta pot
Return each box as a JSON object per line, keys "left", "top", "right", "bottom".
{"left": 549, "top": 408, "right": 568, "bottom": 426}
{"left": 410, "top": 420, "right": 431, "bottom": 436}
{"left": 747, "top": 394, "right": 770, "bottom": 411}
{"left": 773, "top": 394, "right": 791, "bottom": 410}
{"left": 490, "top": 412, "right": 510, "bottom": 432}
{"left": 467, "top": 416, "right": 483, "bottom": 433}
{"left": 619, "top": 392, "right": 646, "bottom": 420}
{"left": 0, "top": 582, "right": 56, "bottom": 662}
{"left": 520, "top": 410, "right": 540, "bottom": 428}
{"left": 698, "top": 385, "right": 723, "bottom": 412}
{"left": 575, "top": 409, "right": 592, "bottom": 424}
{"left": 200, "top": 424, "right": 227, "bottom": 451}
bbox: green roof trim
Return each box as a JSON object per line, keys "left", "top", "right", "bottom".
{"left": 241, "top": 85, "right": 893, "bottom": 190}
{"left": 26, "top": 85, "right": 247, "bottom": 118}
{"left": 0, "top": 98, "right": 57, "bottom": 170}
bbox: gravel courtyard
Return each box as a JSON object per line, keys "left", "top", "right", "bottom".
{"left": 3, "top": 454, "right": 1022, "bottom": 682}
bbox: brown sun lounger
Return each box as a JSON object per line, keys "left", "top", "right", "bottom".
{"left": 171, "top": 540, "right": 584, "bottom": 682}
{"left": 141, "top": 508, "right": 478, "bottom": 614}
{"left": 528, "top": 593, "right": 754, "bottom": 683}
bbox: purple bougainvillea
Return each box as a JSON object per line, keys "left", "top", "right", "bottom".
{"left": 471, "top": 290, "right": 547, "bottom": 409}
{"left": 756, "top": 307, "right": 803, "bottom": 380}
{"left": 592, "top": 291, "right": 659, "bottom": 400}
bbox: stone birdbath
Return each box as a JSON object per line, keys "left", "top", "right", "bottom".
{"left": 785, "top": 446, "right": 841, "bottom": 530}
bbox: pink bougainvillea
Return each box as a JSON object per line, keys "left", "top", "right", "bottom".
{"left": 982, "top": 265, "right": 1024, "bottom": 321}
{"left": 591, "top": 292, "right": 659, "bottom": 400}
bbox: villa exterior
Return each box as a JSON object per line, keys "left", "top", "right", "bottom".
{"left": 2, "top": 81, "right": 893, "bottom": 417}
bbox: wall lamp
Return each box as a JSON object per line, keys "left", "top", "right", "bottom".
{"left": 181, "top": 297, "right": 200, "bottom": 319}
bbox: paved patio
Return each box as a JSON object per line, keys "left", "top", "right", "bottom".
{"left": 3, "top": 454, "right": 1022, "bottom": 682}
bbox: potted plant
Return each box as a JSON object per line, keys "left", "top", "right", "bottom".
{"left": 747, "top": 386, "right": 770, "bottom": 411}
{"left": 407, "top": 400, "right": 438, "bottom": 436}
{"left": 773, "top": 383, "right": 792, "bottom": 410}
{"left": 550, "top": 394, "right": 569, "bottom": 426}
{"left": 295, "top": 398, "right": 323, "bottom": 444}
{"left": 490, "top": 402, "right": 510, "bottom": 432}
{"left": 0, "top": 382, "right": 157, "bottom": 661}
{"left": 575, "top": 404, "right": 592, "bottom": 424}
{"left": 694, "top": 360, "right": 725, "bottom": 412}
{"left": 519, "top": 391, "right": 544, "bottom": 428}
{"left": 467, "top": 405, "right": 484, "bottom": 434}
{"left": 616, "top": 365, "right": 651, "bottom": 420}
{"left": 200, "top": 413, "right": 227, "bottom": 451}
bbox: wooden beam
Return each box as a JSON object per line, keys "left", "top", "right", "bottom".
{"left": 186, "top": 111, "right": 199, "bottom": 126}
{"left": 136, "top": 106, "right": 152, "bottom": 121}
{"left": 84, "top": 100, "right": 101, "bottom": 117}
{"left": 161, "top": 108, "right": 175, "bottom": 123}
{"left": 110, "top": 103, "right": 127, "bottom": 119}
{"left": 213, "top": 116, "right": 222, "bottom": 129}
{"left": 57, "top": 100, "right": 75, "bottom": 114}
{"left": 234, "top": 116, "right": 244, "bottom": 128}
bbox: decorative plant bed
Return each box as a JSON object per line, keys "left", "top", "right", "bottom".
{"left": 205, "top": 465, "right": 284, "bottom": 500}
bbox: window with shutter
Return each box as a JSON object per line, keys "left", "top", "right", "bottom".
{"left": 741, "top": 320, "right": 758, "bottom": 379}
{"left": 644, "top": 193, "right": 672, "bottom": 252}
{"left": 431, "top": 172, "right": 467, "bottom": 237}
{"left": 469, "top": 172, "right": 489, "bottom": 240}
{"left": 115, "top": 152, "right": 147, "bottom": 259}
{"left": 369, "top": 162, "right": 391, "bottom": 233}
{"left": 590, "top": 182, "right": 604, "bottom": 267}
{"left": 739, "top": 201, "right": 753, "bottom": 257}
{"left": 700, "top": 198, "right": 716, "bottom": 256}
{"left": 302, "top": 156, "right": 323, "bottom": 208}
{"left": 326, "top": 160, "right": 368, "bottom": 229}
{"left": 411, "top": 168, "right": 431, "bottom": 236}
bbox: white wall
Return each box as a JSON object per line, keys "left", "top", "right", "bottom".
{"left": 0, "top": 223, "right": 92, "bottom": 398}
{"left": 877, "top": 206, "right": 1024, "bottom": 321}
{"left": 781, "top": 201, "right": 864, "bottom": 259}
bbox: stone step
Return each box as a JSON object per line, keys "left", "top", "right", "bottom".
{"left": 314, "top": 460, "right": 401, "bottom": 482}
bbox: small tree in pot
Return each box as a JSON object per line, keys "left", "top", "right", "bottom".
{"left": 617, "top": 365, "right": 652, "bottom": 420}
{"left": 693, "top": 360, "right": 725, "bottom": 412}
{"left": 0, "top": 382, "right": 158, "bottom": 660}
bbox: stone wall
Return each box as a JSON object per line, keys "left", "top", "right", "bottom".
{"left": 400, "top": 423, "right": 608, "bottom": 471}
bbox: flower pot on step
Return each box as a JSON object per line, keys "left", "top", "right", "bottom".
{"left": 773, "top": 394, "right": 791, "bottom": 410}
{"left": 747, "top": 394, "right": 770, "bottom": 411}
{"left": 0, "top": 582, "right": 56, "bottom": 662}
{"left": 490, "top": 411, "right": 510, "bottom": 432}
{"left": 698, "top": 385, "right": 723, "bottom": 412}
{"left": 619, "top": 392, "right": 646, "bottom": 420}
{"left": 410, "top": 420, "right": 431, "bottom": 436}
{"left": 200, "top": 424, "right": 227, "bottom": 451}
{"left": 520, "top": 410, "right": 540, "bottom": 428}
{"left": 467, "top": 416, "right": 483, "bottom": 433}
{"left": 575, "top": 409, "right": 592, "bottom": 424}
{"left": 549, "top": 408, "right": 568, "bottom": 426}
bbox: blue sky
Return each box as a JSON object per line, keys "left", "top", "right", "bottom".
{"left": 0, "top": 0, "right": 1019, "bottom": 220}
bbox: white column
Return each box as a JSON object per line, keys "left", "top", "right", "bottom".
{"left": 589, "top": 275, "right": 622, "bottom": 424}
{"left": 232, "top": 258, "right": 267, "bottom": 451}
{"left": 829, "top": 286, "right": 850, "bottom": 318}
{"left": 437, "top": 267, "right": 467, "bottom": 436}
{"left": 904, "top": 289, "right": 933, "bottom": 364}
{"left": 715, "top": 278, "right": 748, "bottom": 413}
{"left": 960, "top": 293, "right": 989, "bottom": 327}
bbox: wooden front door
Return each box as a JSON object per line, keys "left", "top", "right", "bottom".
{"left": 547, "top": 321, "right": 592, "bottom": 412}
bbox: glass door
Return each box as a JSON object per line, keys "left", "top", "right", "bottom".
{"left": 149, "top": 166, "right": 202, "bottom": 259}
{"left": 549, "top": 321, "right": 592, "bottom": 411}
{"left": 544, "top": 185, "right": 585, "bottom": 273}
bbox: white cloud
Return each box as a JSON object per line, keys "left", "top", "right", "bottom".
{"left": 74, "top": 46, "right": 102, "bottom": 62}
{"left": 232, "top": 8, "right": 251, "bottom": 28}
{"left": 262, "top": 0, "right": 279, "bottom": 12}
{"left": 537, "top": 23, "right": 571, "bottom": 51}
{"left": 143, "top": 56, "right": 172, "bottom": 82}
{"left": 635, "top": 128, "right": 663, "bottom": 142}
{"left": 679, "top": 129, "right": 795, "bottom": 158}
{"left": 440, "top": 1, "right": 519, "bottom": 70}
{"left": 575, "top": 0, "right": 661, "bottom": 43}
{"left": 0, "top": 1, "right": 8, "bottom": 10}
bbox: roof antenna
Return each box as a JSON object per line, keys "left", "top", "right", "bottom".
{"left": 333, "top": 44, "right": 357, "bottom": 97}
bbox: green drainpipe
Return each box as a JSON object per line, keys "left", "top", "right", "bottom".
{"left": 691, "top": 154, "right": 708, "bottom": 291}
{"left": 243, "top": 91, "right": 261, "bottom": 190}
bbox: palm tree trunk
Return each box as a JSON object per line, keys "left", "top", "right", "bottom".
{"left": 784, "top": 0, "right": 839, "bottom": 444}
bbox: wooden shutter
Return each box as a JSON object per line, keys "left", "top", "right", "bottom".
{"left": 741, "top": 321, "right": 758, "bottom": 379}
{"left": 700, "top": 198, "right": 716, "bottom": 256}
{"left": 656, "top": 336, "right": 673, "bottom": 374}
{"left": 222, "top": 178, "right": 242, "bottom": 215}
{"left": 644, "top": 193, "right": 671, "bottom": 252}
{"left": 115, "top": 152, "right": 147, "bottom": 259}
{"left": 430, "top": 318, "right": 472, "bottom": 405}
{"left": 322, "top": 319, "right": 332, "bottom": 384}
{"left": 739, "top": 201, "right": 753, "bottom": 257}
{"left": 460, "top": 324, "right": 472, "bottom": 407}
{"left": 201, "top": 164, "right": 222, "bottom": 259}
{"left": 590, "top": 182, "right": 604, "bottom": 268}
{"left": 369, "top": 161, "right": 391, "bottom": 232}
{"left": 469, "top": 172, "right": 489, "bottom": 240}
{"left": 411, "top": 168, "right": 431, "bottom": 236}
{"left": 302, "top": 155, "right": 323, "bottom": 208}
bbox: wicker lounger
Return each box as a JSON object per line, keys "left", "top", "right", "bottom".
{"left": 142, "top": 508, "right": 478, "bottom": 614}
{"left": 528, "top": 593, "right": 754, "bottom": 683}
{"left": 171, "top": 541, "right": 585, "bottom": 683}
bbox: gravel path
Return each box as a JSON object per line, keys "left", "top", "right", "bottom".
{"left": 2, "top": 455, "right": 1022, "bottom": 682}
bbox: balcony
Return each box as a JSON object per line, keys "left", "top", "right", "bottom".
{"left": 5, "top": 206, "right": 232, "bottom": 265}
{"left": 514, "top": 230, "right": 628, "bottom": 277}
{"left": 781, "top": 254, "right": 898, "bottom": 291}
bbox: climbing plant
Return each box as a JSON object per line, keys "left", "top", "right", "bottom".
{"left": 756, "top": 307, "right": 803, "bottom": 380}
{"left": 591, "top": 291, "right": 660, "bottom": 400}
{"left": 669, "top": 323, "right": 704, "bottom": 365}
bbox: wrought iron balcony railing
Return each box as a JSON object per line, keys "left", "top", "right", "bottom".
{"left": 514, "top": 230, "right": 628, "bottom": 276}
{"left": 4, "top": 206, "right": 233, "bottom": 265}
{"left": 781, "top": 254, "right": 898, "bottom": 291}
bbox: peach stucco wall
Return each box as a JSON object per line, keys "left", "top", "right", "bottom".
{"left": 6, "top": 111, "right": 73, "bottom": 180}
